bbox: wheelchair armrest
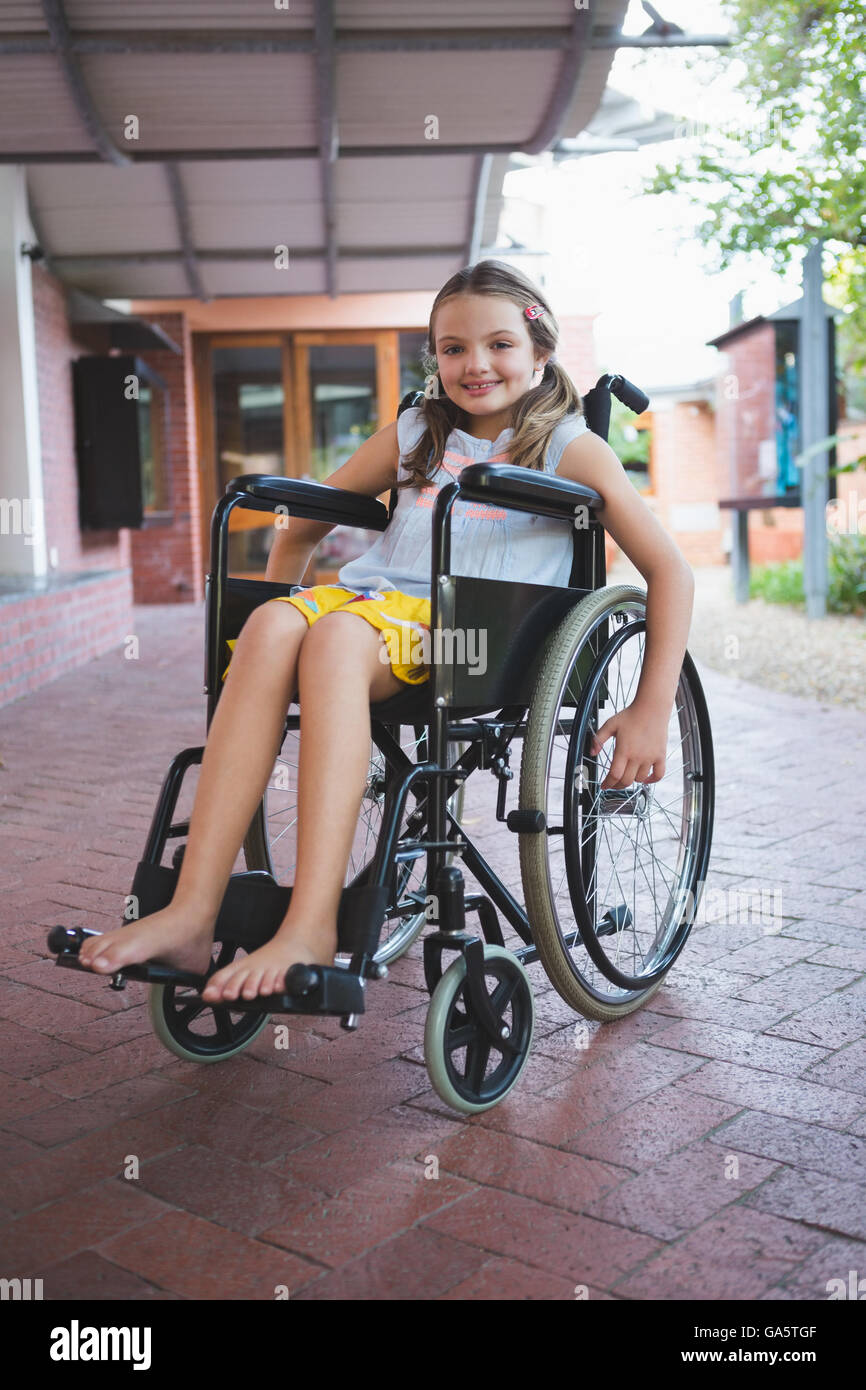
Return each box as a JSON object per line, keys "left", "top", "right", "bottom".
{"left": 225, "top": 474, "right": 390, "bottom": 532}
{"left": 457, "top": 463, "right": 603, "bottom": 520}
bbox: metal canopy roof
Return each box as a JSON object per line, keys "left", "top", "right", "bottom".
{"left": 708, "top": 298, "right": 839, "bottom": 350}
{"left": 1, "top": 0, "right": 632, "bottom": 300}
{"left": 66, "top": 286, "right": 182, "bottom": 349}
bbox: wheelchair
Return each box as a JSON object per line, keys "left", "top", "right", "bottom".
{"left": 48, "top": 373, "right": 715, "bottom": 1115}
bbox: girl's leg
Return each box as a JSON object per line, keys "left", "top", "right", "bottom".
{"left": 201, "top": 611, "right": 406, "bottom": 1002}
{"left": 78, "top": 600, "right": 309, "bottom": 977}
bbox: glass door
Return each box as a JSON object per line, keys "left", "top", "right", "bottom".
{"left": 198, "top": 330, "right": 406, "bottom": 582}
{"left": 306, "top": 342, "right": 378, "bottom": 479}
{"left": 293, "top": 336, "right": 390, "bottom": 581}
{"left": 211, "top": 342, "right": 284, "bottom": 577}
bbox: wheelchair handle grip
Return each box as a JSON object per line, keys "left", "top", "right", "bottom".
{"left": 609, "top": 375, "right": 649, "bottom": 417}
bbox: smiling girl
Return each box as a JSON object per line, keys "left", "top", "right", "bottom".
{"left": 76, "top": 260, "right": 694, "bottom": 1002}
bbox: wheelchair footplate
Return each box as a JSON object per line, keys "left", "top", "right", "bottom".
{"left": 46, "top": 867, "right": 389, "bottom": 1026}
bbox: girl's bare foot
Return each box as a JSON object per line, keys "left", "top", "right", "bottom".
{"left": 76, "top": 901, "right": 217, "bottom": 980}
{"left": 201, "top": 924, "right": 338, "bottom": 1002}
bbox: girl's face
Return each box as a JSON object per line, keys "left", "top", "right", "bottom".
{"left": 433, "top": 294, "right": 549, "bottom": 436}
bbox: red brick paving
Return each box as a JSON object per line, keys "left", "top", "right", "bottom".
{"left": 0, "top": 602, "right": 864, "bottom": 1299}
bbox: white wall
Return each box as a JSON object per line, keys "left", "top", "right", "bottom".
{"left": 0, "top": 166, "right": 46, "bottom": 577}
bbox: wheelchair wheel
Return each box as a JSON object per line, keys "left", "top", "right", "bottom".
{"left": 519, "top": 585, "right": 714, "bottom": 1021}
{"left": 242, "top": 720, "right": 466, "bottom": 967}
{"left": 424, "top": 946, "right": 535, "bottom": 1114}
{"left": 148, "top": 935, "right": 270, "bottom": 1063}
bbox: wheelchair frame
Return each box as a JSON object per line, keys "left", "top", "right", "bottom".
{"left": 48, "top": 374, "right": 714, "bottom": 1113}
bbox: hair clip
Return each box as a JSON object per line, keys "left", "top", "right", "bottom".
{"left": 524, "top": 304, "right": 544, "bottom": 319}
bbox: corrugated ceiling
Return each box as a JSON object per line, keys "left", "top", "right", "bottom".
{"left": 0, "top": 0, "right": 631, "bottom": 299}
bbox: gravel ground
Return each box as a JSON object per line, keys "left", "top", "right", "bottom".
{"left": 607, "top": 556, "right": 866, "bottom": 712}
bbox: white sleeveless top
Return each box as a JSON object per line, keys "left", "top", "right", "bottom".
{"left": 336, "top": 406, "right": 589, "bottom": 599}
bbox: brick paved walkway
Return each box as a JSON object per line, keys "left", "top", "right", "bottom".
{"left": 1, "top": 599, "right": 864, "bottom": 1301}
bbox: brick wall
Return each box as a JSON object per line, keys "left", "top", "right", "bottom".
{"left": 833, "top": 420, "right": 866, "bottom": 537}
{"left": 32, "top": 262, "right": 131, "bottom": 576}
{"left": 712, "top": 323, "right": 804, "bottom": 563}
{"left": 558, "top": 313, "right": 599, "bottom": 400}
{"left": 715, "top": 323, "right": 777, "bottom": 502}
{"left": 649, "top": 400, "right": 727, "bottom": 566}
{"left": 0, "top": 266, "right": 135, "bottom": 710}
{"left": 0, "top": 573, "right": 131, "bottom": 708}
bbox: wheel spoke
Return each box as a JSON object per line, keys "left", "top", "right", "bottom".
{"left": 489, "top": 974, "right": 519, "bottom": 1015}
{"left": 465, "top": 1031, "right": 493, "bottom": 1091}
{"left": 525, "top": 593, "right": 711, "bottom": 1003}
{"left": 176, "top": 996, "right": 208, "bottom": 1027}
{"left": 211, "top": 1005, "right": 235, "bottom": 1042}
{"left": 255, "top": 727, "right": 444, "bottom": 966}
{"left": 445, "top": 1021, "right": 476, "bottom": 1053}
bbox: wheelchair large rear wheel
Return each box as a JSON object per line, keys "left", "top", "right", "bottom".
{"left": 243, "top": 718, "right": 465, "bottom": 966}
{"left": 519, "top": 585, "right": 714, "bottom": 1020}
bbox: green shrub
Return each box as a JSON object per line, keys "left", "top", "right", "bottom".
{"left": 828, "top": 533, "right": 866, "bottom": 615}
{"left": 749, "top": 560, "right": 804, "bottom": 606}
{"left": 749, "top": 534, "right": 866, "bottom": 616}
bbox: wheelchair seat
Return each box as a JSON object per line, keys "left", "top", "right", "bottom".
{"left": 369, "top": 680, "right": 500, "bottom": 725}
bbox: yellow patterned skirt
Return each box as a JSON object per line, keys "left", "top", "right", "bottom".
{"left": 221, "top": 584, "right": 432, "bottom": 687}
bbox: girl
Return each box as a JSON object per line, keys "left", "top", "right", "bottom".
{"left": 77, "top": 261, "right": 694, "bottom": 1002}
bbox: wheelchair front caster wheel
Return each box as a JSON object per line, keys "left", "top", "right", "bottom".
{"left": 148, "top": 938, "right": 270, "bottom": 1062}
{"left": 149, "top": 982, "right": 269, "bottom": 1062}
{"left": 423, "top": 945, "right": 535, "bottom": 1114}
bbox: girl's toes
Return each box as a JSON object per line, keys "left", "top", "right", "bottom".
{"left": 202, "top": 972, "right": 227, "bottom": 1000}
{"left": 222, "top": 973, "right": 245, "bottom": 1001}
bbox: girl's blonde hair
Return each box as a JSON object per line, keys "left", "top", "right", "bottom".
{"left": 397, "top": 259, "right": 583, "bottom": 493}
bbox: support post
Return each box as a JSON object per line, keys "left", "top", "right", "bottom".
{"left": 800, "top": 240, "right": 830, "bottom": 619}
{"left": 732, "top": 509, "right": 749, "bottom": 604}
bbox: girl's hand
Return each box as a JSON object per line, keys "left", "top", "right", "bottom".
{"left": 589, "top": 701, "right": 671, "bottom": 788}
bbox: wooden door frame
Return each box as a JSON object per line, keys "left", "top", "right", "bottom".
{"left": 193, "top": 333, "right": 289, "bottom": 577}
{"left": 292, "top": 329, "right": 399, "bottom": 506}
{"left": 192, "top": 328, "right": 402, "bottom": 580}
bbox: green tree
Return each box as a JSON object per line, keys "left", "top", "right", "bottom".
{"left": 642, "top": 0, "right": 866, "bottom": 391}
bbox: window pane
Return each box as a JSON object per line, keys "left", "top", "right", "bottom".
{"left": 138, "top": 384, "right": 154, "bottom": 508}
{"left": 399, "top": 330, "right": 428, "bottom": 399}
{"left": 213, "top": 346, "right": 283, "bottom": 484}
{"left": 305, "top": 344, "right": 377, "bottom": 483}
{"left": 138, "top": 382, "right": 167, "bottom": 513}
{"left": 303, "top": 344, "right": 380, "bottom": 579}
{"left": 212, "top": 346, "right": 284, "bottom": 576}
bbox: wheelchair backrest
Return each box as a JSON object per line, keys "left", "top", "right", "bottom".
{"left": 388, "top": 378, "right": 618, "bottom": 590}
{"left": 207, "top": 375, "right": 645, "bottom": 717}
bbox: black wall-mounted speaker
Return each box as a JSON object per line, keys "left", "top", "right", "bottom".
{"left": 72, "top": 354, "right": 165, "bottom": 530}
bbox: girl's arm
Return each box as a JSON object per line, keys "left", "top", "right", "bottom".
{"left": 266, "top": 421, "right": 401, "bottom": 584}
{"left": 555, "top": 430, "right": 695, "bottom": 786}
